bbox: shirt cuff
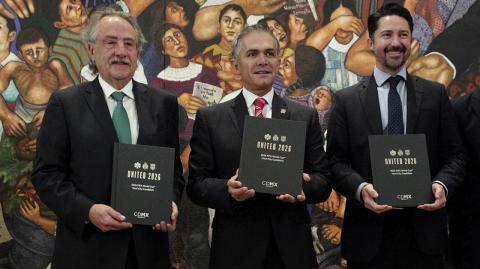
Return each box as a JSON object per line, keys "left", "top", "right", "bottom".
{"left": 433, "top": 180, "right": 448, "bottom": 196}
{"left": 356, "top": 182, "right": 369, "bottom": 203}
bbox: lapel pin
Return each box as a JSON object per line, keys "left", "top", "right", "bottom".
{"left": 280, "top": 108, "right": 287, "bottom": 114}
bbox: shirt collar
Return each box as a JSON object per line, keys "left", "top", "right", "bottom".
{"left": 373, "top": 65, "right": 407, "bottom": 87}
{"left": 242, "top": 88, "right": 274, "bottom": 108}
{"left": 99, "top": 75, "right": 134, "bottom": 100}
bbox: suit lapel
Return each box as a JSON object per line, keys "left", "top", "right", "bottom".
{"left": 272, "top": 94, "right": 290, "bottom": 120}
{"left": 406, "top": 75, "right": 421, "bottom": 133}
{"left": 83, "top": 78, "right": 117, "bottom": 142}
{"left": 361, "top": 77, "right": 383, "bottom": 134}
{"left": 470, "top": 89, "right": 480, "bottom": 121}
{"left": 228, "top": 93, "right": 249, "bottom": 137}
{"left": 133, "top": 82, "right": 151, "bottom": 144}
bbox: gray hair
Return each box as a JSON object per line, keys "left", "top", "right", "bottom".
{"left": 82, "top": 8, "right": 147, "bottom": 54}
{"left": 231, "top": 24, "right": 280, "bottom": 59}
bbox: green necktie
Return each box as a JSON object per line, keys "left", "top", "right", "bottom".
{"left": 111, "top": 91, "right": 132, "bottom": 144}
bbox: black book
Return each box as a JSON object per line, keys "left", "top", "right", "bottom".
{"left": 111, "top": 143, "right": 174, "bottom": 225}
{"left": 369, "top": 134, "right": 434, "bottom": 207}
{"left": 238, "top": 116, "right": 307, "bottom": 195}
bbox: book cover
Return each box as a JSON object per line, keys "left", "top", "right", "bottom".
{"left": 238, "top": 117, "right": 307, "bottom": 195}
{"left": 111, "top": 143, "right": 174, "bottom": 225}
{"left": 369, "top": 134, "right": 434, "bottom": 207}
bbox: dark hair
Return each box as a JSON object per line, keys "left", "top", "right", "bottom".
{"left": 218, "top": 4, "right": 246, "bottom": 23}
{"left": 368, "top": 3, "right": 413, "bottom": 37}
{"left": 16, "top": 28, "right": 50, "bottom": 49}
{"left": 0, "top": 14, "right": 16, "bottom": 32}
{"left": 323, "top": 0, "right": 358, "bottom": 23}
{"left": 154, "top": 23, "right": 187, "bottom": 55}
{"left": 41, "top": 0, "right": 62, "bottom": 23}
{"left": 258, "top": 17, "right": 290, "bottom": 46}
{"left": 295, "top": 45, "right": 326, "bottom": 89}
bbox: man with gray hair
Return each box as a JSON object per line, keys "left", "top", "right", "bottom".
{"left": 31, "top": 9, "right": 184, "bottom": 269}
{"left": 187, "top": 24, "right": 331, "bottom": 269}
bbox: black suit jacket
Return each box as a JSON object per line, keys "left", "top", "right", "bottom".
{"left": 450, "top": 89, "right": 480, "bottom": 216}
{"left": 187, "top": 93, "right": 331, "bottom": 269}
{"left": 326, "top": 75, "right": 465, "bottom": 263}
{"left": 31, "top": 79, "right": 184, "bottom": 269}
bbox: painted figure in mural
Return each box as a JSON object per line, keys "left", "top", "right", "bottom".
{"left": 41, "top": 0, "right": 90, "bottom": 85}
{"left": 193, "top": 4, "right": 246, "bottom": 94}
{"left": 327, "top": 3, "right": 465, "bottom": 268}
{"left": 306, "top": 0, "right": 363, "bottom": 92}
{"left": 150, "top": 23, "right": 219, "bottom": 269}
{"left": 31, "top": 9, "right": 184, "bottom": 269}
{"left": 141, "top": 0, "right": 200, "bottom": 82}
{"left": 192, "top": 0, "right": 285, "bottom": 41}
{"left": 0, "top": 27, "right": 73, "bottom": 141}
{"left": 151, "top": 23, "right": 218, "bottom": 155}
{"left": 187, "top": 24, "right": 331, "bottom": 269}
{"left": 0, "top": 14, "right": 21, "bottom": 141}
{"left": 258, "top": 17, "right": 293, "bottom": 94}
{"left": 0, "top": 27, "right": 73, "bottom": 269}
{"left": 449, "top": 86, "right": 480, "bottom": 269}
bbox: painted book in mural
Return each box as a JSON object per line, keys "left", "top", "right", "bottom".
{"left": 284, "top": 0, "right": 318, "bottom": 29}
{"left": 239, "top": 117, "right": 307, "bottom": 195}
{"left": 369, "top": 134, "right": 434, "bottom": 207}
{"left": 111, "top": 143, "right": 174, "bottom": 225}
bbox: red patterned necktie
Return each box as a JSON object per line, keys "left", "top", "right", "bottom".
{"left": 254, "top": 98, "right": 267, "bottom": 118}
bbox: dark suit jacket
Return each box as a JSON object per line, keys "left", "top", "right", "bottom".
{"left": 187, "top": 93, "right": 331, "bottom": 269}
{"left": 31, "top": 79, "right": 184, "bottom": 269}
{"left": 450, "top": 89, "right": 480, "bottom": 216}
{"left": 326, "top": 75, "right": 465, "bottom": 263}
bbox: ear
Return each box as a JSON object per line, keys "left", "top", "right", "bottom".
{"left": 232, "top": 58, "right": 241, "bottom": 75}
{"left": 48, "top": 46, "right": 53, "bottom": 57}
{"left": 7, "top": 31, "right": 16, "bottom": 43}
{"left": 87, "top": 43, "right": 95, "bottom": 59}
{"left": 53, "top": 21, "right": 66, "bottom": 29}
{"left": 367, "top": 34, "right": 374, "bottom": 51}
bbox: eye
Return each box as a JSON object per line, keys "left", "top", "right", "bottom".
{"left": 124, "top": 40, "right": 135, "bottom": 49}
{"left": 247, "top": 51, "right": 257, "bottom": 57}
{"left": 266, "top": 50, "right": 277, "bottom": 57}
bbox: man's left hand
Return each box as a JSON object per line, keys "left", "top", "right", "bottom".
{"left": 154, "top": 202, "right": 178, "bottom": 232}
{"left": 417, "top": 183, "right": 446, "bottom": 211}
{"left": 276, "top": 173, "right": 310, "bottom": 203}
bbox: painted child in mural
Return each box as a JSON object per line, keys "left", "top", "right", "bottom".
{"left": 192, "top": 3, "right": 246, "bottom": 94}
{"left": 0, "top": 27, "right": 72, "bottom": 269}
{"left": 41, "top": 0, "right": 89, "bottom": 85}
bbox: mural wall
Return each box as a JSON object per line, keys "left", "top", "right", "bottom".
{"left": 0, "top": 0, "right": 478, "bottom": 268}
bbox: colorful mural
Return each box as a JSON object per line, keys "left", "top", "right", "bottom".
{"left": 0, "top": 0, "right": 478, "bottom": 268}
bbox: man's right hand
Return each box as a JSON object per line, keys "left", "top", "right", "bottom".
{"left": 227, "top": 170, "right": 255, "bottom": 202}
{"left": 88, "top": 204, "right": 133, "bottom": 232}
{"left": 361, "top": 184, "right": 392, "bottom": 214}
{"left": 2, "top": 112, "right": 27, "bottom": 137}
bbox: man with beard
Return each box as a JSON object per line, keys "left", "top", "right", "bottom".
{"left": 327, "top": 3, "right": 465, "bottom": 269}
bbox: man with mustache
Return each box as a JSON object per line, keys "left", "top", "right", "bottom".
{"left": 187, "top": 24, "right": 331, "bottom": 269}
{"left": 327, "top": 3, "right": 465, "bottom": 269}
{"left": 31, "top": 9, "right": 184, "bottom": 269}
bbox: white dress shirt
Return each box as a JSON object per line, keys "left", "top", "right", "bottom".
{"left": 242, "top": 88, "right": 275, "bottom": 118}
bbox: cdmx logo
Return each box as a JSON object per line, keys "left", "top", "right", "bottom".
{"left": 396, "top": 194, "right": 413, "bottom": 200}
{"left": 262, "top": 181, "right": 278, "bottom": 188}
{"left": 134, "top": 211, "right": 150, "bottom": 219}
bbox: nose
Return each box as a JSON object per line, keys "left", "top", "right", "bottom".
{"left": 114, "top": 42, "right": 128, "bottom": 56}
{"left": 173, "top": 37, "right": 181, "bottom": 45}
{"left": 227, "top": 20, "right": 234, "bottom": 29}
{"left": 257, "top": 53, "right": 268, "bottom": 65}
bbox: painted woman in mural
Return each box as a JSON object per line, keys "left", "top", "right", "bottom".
{"left": 193, "top": 3, "right": 246, "bottom": 94}
{"left": 150, "top": 23, "right": 219, "bottom": 162}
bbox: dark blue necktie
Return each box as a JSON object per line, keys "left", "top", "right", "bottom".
{"left": 387, "top": 76, "right": 404, "bottom": 135}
